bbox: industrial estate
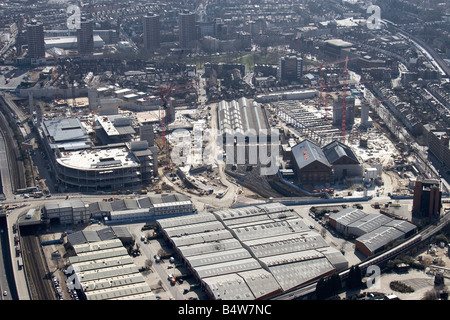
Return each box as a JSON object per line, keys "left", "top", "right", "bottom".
{"left": 0, "top": 0, "right": 450, "bottom": 305}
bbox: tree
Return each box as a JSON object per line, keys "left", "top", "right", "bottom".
{"left": 316, "top": 274, "right": 342, "bottom": 300}
{"left": 347, "top": 266, "right": 362, "bottom": 289}
{"left": 145, "top": 259, "right": 153, "bottom": 269}
{"left": 424, "top": 289, "right": 439, "bottom": 300}
{"left": 354, "top": 266, "right": 362, "bottom": 288}
{"left": 329, "top": 273, "right": 342, "bottom": 295}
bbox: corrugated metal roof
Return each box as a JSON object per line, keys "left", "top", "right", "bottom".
{"left": 67, "top": 231, "right": 88, "bottom": 246}
{"left": 171, "top": 229, "right": 234, "bottom": 247}
{"left": 244, "top": 231, "right": 329, "bottom": 258}
{"left": 238, "top": 269, "right": 281, "bottom": 299}
{"left": 356, "top": 226, "right": 406, "bottom": 253}
{"left": 97, "top": 228, "right": 117, "bottom": 241}
{"left": 291, "top": 139, "right": 330, "bottom": 170}
{"left": 157, "top": 213, "right": 216, "bottom": 229}
{"left": 348, "top": 213, "right": 393, "bottom": 235}
{"left": 265, "top": 256, "right": 334, "bottom": 291}
{"left": 188, "top": 248, "right": 252, "bottom": 268}
{"left": 322, "top": 140, "right": 359, "bottom": 164}
{"left": 164, "top": 221, "right": 225, "bottom": 238}
{"left": 384, "top": 220, "right": 416, "bottom": 234}
{"left": 202, "top": 273, "right": 256, "bottom": 300}
{"left": 195, "top": 258, "right": 262, "bottom": 279}
{"left": 68, "top": 238, "right": 153, "bottom": 301}
{"left": 329, "top": 208, "right": 368, "bottom": 227}
{"left": 178, "top": 238, "right": 243, "bottom": 257}
{"left": 317, "top": 247, "right": 349, "bottom": 272}
{"left": 111, "top": 226, "right": 132, "bottom": 239}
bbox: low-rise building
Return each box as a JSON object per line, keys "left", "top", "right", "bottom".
{"left": 290, "top": 139, "right": 332, "bottom": 185}
{"left": 322, "top": 140, "right": 363, "bottom": 181}
{"left": 156, "top": 203, "right": 348, "bottom": 300}
{"left": 67, "top": 239, "right": 155, "bottom": 300}
{"left": 329, "top": 208, "right": 417, "bottom": 257}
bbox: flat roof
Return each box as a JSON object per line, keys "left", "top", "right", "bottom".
{"left": 43, "top": 118, "right": 89, "bottom": 143}
{"left": 325, "top": 39, "right": 354, "bottom": 48}
{"left": 135, "top": 110, "right": 166, "bottom": 124}
{"left": 57, "top": 146, "right": 140, "bottom": 170}
{"left": 96, "top": 114, "right": 135, "bottom": 136}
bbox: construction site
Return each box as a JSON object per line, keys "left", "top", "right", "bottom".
{"left": 9, "top": 52, "right": 433, "bottom": 208}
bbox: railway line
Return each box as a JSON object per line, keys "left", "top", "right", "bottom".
{"left": 0, "top": 95, "right": 26, "bottom": 192}
{"left": 19, "top": 227, "right": 55, "bottom": 300}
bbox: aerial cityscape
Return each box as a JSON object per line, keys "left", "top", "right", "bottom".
{"left": 0, "top": 0, "right": 449, "bottom": 306}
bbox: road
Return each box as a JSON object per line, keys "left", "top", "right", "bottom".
{"left": 0, "top": 218, "right": 14, "bottom": 300}
{"left": 132, "top": 229, "right": 184, "bottom": 300}
{"left": 205, "top": 101, "right": 241, "bottom": 208}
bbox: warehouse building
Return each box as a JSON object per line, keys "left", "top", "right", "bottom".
{"left": 202, "top": 269, "right": 282, "bottom": 300}
{"left": 290, "top": 139, "right": 332, "bottom": 184}
{"left": 217, "top": 97, "right": 270, "bottom": 140}
{"left": 67, "top": 239, "right": 155, "bottom": 300}
{"left": 355, "top": 222, "right": 416, "bottom": 257}
{"left": 322, "top": 140, "right": 363, "bottom": 181}
{"left": 328, "top": 208, "right": 417, "bottom": 257}
{"left": 156, "top": 203, "right": 348, "bottom": 300}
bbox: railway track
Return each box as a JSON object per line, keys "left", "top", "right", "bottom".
{"left": 20, "top": 228, "right": 55, "bottom": 300}
{"left": 0, "top": 96, "right": 26, "bottom": 192}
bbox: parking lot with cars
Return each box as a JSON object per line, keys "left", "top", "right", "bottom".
{"left": 127, "top": 222, "right": 207, "bottom": 300}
